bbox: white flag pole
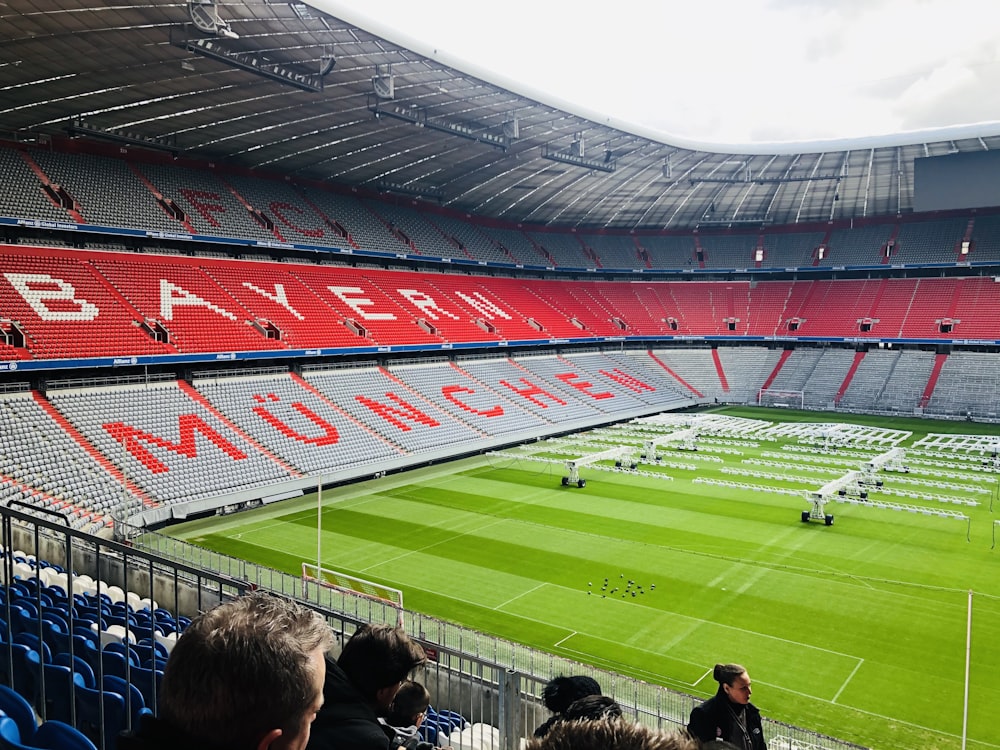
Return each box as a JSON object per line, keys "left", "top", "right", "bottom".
{"left": 961, "top": 589, "right": 972, "bottom": 750}
{"left": 317, "top": 479, "right": 323, "bottom": 572}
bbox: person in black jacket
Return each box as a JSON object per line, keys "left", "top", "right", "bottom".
{"left": 687, "top": 663, "right": 766, "bottom": 750}
{"left": 307, "top": 623, "right": 426, "bottom": 750}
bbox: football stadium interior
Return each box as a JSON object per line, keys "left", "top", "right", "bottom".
{"left": 1, "top": 3, "right": 999, "bottom": 749}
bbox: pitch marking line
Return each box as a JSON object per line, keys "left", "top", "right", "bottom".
{"left": 693, "top": 668, "right": 713, "bottom": 688}
{"left": 553, "top": 631, "right": 577, "bottom": 648}
{"left": 832, "top": 658, "right": 864, "bottom": 703}
{"left": 495, "top": 583, "right": 545, "bottom": 611}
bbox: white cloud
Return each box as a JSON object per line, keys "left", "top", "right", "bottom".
{"left": 322, "top": 0, "right": 1000, "bottom": 144}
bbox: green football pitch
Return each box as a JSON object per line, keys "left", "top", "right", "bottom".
{"left": 165, "top": 407, "right": 1000, "bottom": 750}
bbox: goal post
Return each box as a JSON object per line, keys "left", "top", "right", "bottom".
{"left": 757, "top": 388, "right": 804, "bottom": 409}
{"left": 302, "top": 563, "right": 405, "bottom": 627}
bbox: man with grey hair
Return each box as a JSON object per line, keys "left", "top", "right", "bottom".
{"left": 120, "top": 591, "right": 334, "bottom": 750}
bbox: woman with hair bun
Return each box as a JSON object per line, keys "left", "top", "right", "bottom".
{"left": 687, "top": 663, "right": 766, "bottom": 750}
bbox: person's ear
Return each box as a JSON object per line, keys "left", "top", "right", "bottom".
{"left": 257, "top": 728, "right": 284, "bottom": 750}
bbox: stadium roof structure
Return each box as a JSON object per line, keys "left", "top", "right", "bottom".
{"left": 5, "top": 0, "right": 1000, "bottom": 231}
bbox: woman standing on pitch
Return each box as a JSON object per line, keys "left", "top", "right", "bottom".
{"left": 687, "top": 663, "right": 766, "bottom": 750}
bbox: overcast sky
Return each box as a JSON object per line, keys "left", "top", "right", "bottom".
{"left": 322, "top": 0, "right": 1000, "bottom": 146}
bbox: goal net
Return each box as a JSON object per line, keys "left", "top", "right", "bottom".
{"left": 302, "top": 563, "right": 405, "bottom": 628}
{"left": 757, "top": 388, "right": 804, "bottom": 409}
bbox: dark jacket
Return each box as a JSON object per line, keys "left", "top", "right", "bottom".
{"left": 378, "top": 720, "right": 435, "bottom": 750}
{"left": 307, "top": 658, "right": 390, "bottom": 750}
{"left": 118, "top": 715, "right": 235, "bottom": 750}
{"left": 687, "top": 694, "right": 767, "bottom": 750}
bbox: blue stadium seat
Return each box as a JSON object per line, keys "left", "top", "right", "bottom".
{"left": 39, "top": 664, "right": 84, "bottom": 725}
{"left": 0, "top": 715, "right": 34, "bottom": 750}
{"left": 0, "top": 685, "right": 37, "bottom": 744}
{"left": 33, "top": 721, "right": 98, "bottom": 750}
{"left": 74, "top": 682, "right": 125, "bottom": 750}
{"left": 101, "top": 676, "right": 145, "bottom": 733}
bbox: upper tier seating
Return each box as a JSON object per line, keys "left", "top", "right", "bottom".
{"left": 424, "top": 214, "right": 513, "bottom": 264}
{"left": 476, "top": 227, "right": 544, "bottom": 265}
{"left": 541, "top": 282, "right": 630, "bottom": 337}
{"left": 362, "top": 200, "right": 466, "bottom": 260}
{"left": 580, "top": 234, "right": 642, "bottom": 270}
{"left": 524, "top": 231, "right": 589, "bottom": 268}
{"left": 288, "top": 266, "right": 442, "bottom": 346}
{"left": 969, "top": 214, "right": 1000, "bottom": 259}
{"left": 221, "top": 174, "right": 345, "bottom": 249}
{"left": 294, "top": 187, "right": 405, "bottom": 255}
{"left": 639, "top": 236, "right": 697, "bottom": 269}
{"left": 892, "top": 218, "right": 967, "bottom": 264}
{"left": 135, "top": 163, "right": 274, "bottom": 242}
{"left": 4, "top": 144, "right": 1000, "bottom": 274}
{"left": 826, "top": 224, "right": 893, "bottom": 265}
{"left": 760, "top": 231, "right": 826, "bottom": 268}
{"left": 697, "top": 235, "right": 756, "bottom": 269}
{"left": 29, "top": 150, "right": 178, "bottom": 234}
{"left": 0, "top": 148, "right": 70, "bottom": 223}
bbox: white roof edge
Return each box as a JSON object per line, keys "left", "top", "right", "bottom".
{"left": 315, "top": 1, "right": 1000, "bottom": 157}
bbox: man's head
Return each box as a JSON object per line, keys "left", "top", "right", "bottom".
{"left": 336, "top": 623, "right": 426, "bottom": 713}
{"left": 159, "top": 592, "right": 334, "bottom": 750}
{"left": 524, "top": 719, "right": 700, "bottom": 750}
